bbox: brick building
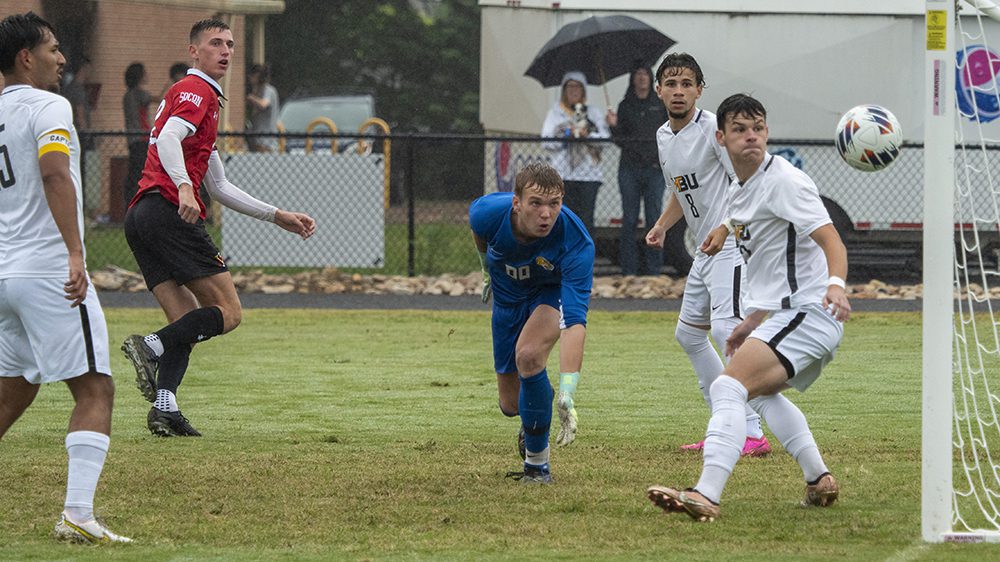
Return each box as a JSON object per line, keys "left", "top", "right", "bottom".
{"left": 4, "top": 0, "right": 285, "bottom": 218}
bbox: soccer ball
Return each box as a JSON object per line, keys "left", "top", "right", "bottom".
{"left": 834, "top": 105, "right": 902, "bottom": 172}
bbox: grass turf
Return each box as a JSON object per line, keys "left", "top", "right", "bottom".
{"left": 0, "top": 309, "right": 996, "bottom": 560}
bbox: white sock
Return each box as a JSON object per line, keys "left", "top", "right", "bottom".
{"left": 707, "top": 317, "right": 765, "bottom": 440}
{"left": 144, "top": 334, "right": 164, "bottom": 357}
{"left": 526, "top": 446, "right": 550, "bottom": 467}
{"left": 675, "top": 322, "right": 724, "bottom": 407}
{"left": 696, "top": 375, "right": 747, "bottom": 504}
{"left": 749, "top": 394, "right": 828, "bottom": 482}
{"left": 745, "top": 409, "right": 764, "bottom": 440}
{"left": 154, "top": 389, "right": 179, "bottom": 412}
{"left": 64, "top": 431, "right": 110, "bottom": 523}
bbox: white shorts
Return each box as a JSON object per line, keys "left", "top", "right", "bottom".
{"left": 749, "top": 303, "right": 843, "bottom": 392}
{"left": 679, "top": 245, "right": 745, "bottom": 325}
{"left": 0, "top": 277, "right": 111, "bottom": 384}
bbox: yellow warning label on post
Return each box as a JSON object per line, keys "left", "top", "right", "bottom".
{"left": 927, "top": 10, "right": 947, "bottom": 51}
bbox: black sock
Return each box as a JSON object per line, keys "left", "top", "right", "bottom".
{"left": 156, "top": 344, "right": 192, "bottom": 395}
{"left": 155, "top": 306, "right": 225, "bottom": 351}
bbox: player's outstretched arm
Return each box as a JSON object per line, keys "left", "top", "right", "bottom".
{"left": 39, "top": 151, "right": 87, "bottom": 307}
{"left": 471, "top": 233, "right": 491, "bottom": 304}
{"left": 274, "top": 210, "right": 316, "bottom": 239}
{"left": 810, "top": 223, "right": 851, "bottom": 322}
{"left": 646, "top": 194, "right": 684, "bottom": 248}
{"left": 557, "top": 324, "right": 586, "bottom": 446}
{"left": 725, "top": 310, "right": 767, "bottom": 358}
{"left": 559, "top": 324, "right": 586, "bottom": 375}
{"left": 700, "top": 222, "right": 731, "bottom": 256}
{"left": 156, "top": 118, "right": 201, "bottom": 223}
{"left": 203, "top": 151, "right": 314, "bottom": 239}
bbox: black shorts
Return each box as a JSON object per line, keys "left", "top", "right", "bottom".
{"left": 124, "top": 192, "right": 228, "bottom": 290}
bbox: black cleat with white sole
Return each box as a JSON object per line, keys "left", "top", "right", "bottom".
{"left": 122, "top": 335, "right": 158, "bottom": 402}
{"left": 147, "top": 407, "right": 201, "bottom": 437}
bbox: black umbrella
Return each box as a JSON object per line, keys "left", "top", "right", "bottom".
{"left": 524, "top": 15, "right": 675, "bottom": 104}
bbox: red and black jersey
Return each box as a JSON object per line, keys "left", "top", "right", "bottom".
{"left": 130, "top": 69, "right": 224, "bottom": 219}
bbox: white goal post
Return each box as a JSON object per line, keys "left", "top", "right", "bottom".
{"left": 922, "top": 0, "right": 955, "bottom": 543}
{"left": 925, "top": 0, "right": 1000, "bottom": 543}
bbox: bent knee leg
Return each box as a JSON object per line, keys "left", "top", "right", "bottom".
{"left": 223, "top": 305, "right": 242, "bottom": 333}
{"left": 514, "top": 347, "right": 547, "bottom": 376}
{"left": 675, "top": 321, "right": 712, "bottom": 353}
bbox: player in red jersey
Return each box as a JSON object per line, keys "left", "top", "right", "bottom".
{"left": 121, "top": 18, "right": 316, "bottom": 437}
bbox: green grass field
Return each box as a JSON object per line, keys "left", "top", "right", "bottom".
{"left": 1, "top": 309, "right": 996, "bottom": 560}
{"left": 85, "top": 222, "right": 477, "bottom": 276}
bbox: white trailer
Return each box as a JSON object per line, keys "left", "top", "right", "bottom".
{"left": 478, "top": 0, "right": 1000, "bottom": 270}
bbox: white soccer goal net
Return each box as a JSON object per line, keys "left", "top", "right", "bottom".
{"left": 924, "top": 0, "right": 1000, "bottom": 543}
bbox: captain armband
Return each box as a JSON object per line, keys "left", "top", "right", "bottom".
{"left": 37, "top": 129, "right": 71, "bottom": 157}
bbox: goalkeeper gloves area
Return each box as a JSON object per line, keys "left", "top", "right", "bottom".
{"left": 478, "top": 250, "right": 492, "bottom": 304}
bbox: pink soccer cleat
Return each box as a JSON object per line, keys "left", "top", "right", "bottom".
{"left": 742, "top": 436, "right": 772, "bottom": 457}
{"left": 679, "top": 440, "right": 704, "bottom": 452}
{"left": 680, "top": 436, "right": 771, "bottom": 456}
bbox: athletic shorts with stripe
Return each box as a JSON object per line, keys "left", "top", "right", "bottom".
{"left": 0, "top": 278, "right": 111, "bottom": 384}
{"left": 749, "top": 303, "right": 843, "bottom": 392}
{"left": 491, "top": 285, "right": 562, "bottom": 374}
{"left": 679, "top": 244, "right": 745, "bottom": 325}
{"left": 124, "top": 192, "right": 228, "bottom": 290}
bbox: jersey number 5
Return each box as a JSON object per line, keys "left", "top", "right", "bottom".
{"left": 0, "top": 123, "right": 15, "bottom": 189}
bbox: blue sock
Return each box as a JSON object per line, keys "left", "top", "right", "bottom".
{"left": 519, "top": 369, "right": 553, "bottom": 456}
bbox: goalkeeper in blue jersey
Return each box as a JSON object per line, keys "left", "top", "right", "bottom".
{"left": 469, "top": 162, "right": 595, "bottom": 484}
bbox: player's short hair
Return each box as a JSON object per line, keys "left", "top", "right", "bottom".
{"left": 655, "top": 52, "right": 705, "bottom": 87}
{"left": 0, "top": 12, "right": 55, "bottom": 75}
{"left": 124, "top": 62, "right": 145, "bottom": 88}
{"left": 716, "top": 93, "right": 767, "bottom": 132}
{"left": 190, "top": 18, "right": 230, "bottom": 44}
{"left": 514, "top": 163, "right": 564, "bottom": 198}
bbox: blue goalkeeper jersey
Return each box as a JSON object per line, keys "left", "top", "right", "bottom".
{"left": 469, "top": 192, "right": 595, "bottom": 327}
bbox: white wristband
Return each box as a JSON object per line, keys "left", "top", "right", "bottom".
{"left": 721, "top": 218, "right": 734, "bottom": 234}
{"left": 828, "top": 276, "right": 846, "bottom": 289}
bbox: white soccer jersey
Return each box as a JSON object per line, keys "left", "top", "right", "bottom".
{"left": 0, "top": 85, "right": 83, "bottom": 278}
{"left": 657, "top": 108, "right": 735, "bottom": 252}
{"left": 728, "top": 153, "right": 833, "bottom": 312}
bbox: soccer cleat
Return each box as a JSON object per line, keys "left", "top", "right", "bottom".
{"left": 679, "top": 436, "right": 773, "bottom": 457}
{"left": 742, "top": 436, "right": 772, "bottom": 457}
{"left": 679, "top": 440, "right": 704, "bottom": 452}
{"left": 645, "top": 485, "right": 686, "bottom": 513}
{"left": 147, "top": 407, "right": 201, "bottom": 437}
{"left": 517, "top": 427, "right": 526, "bottom": 460}
{"left": 646, "top": 486, "right": 720, "bottom": 522}
{"left": 121, "top": 335, "right": 158, "bottom": 402}
{"left": 505, "top": 464, "right": 552, "bottom": 485}
{"left": 53, "top": 513, "right": 132, "bottom": 544}
{"left": 556, "top": 392, "right": 577, "bottom": 446}
{"left": 802, "top": 472, "right": 839, "bottom": 507}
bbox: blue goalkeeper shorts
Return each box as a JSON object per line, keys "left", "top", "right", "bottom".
{"left": 490, "top": 286, "right": 561, "bottom": 375}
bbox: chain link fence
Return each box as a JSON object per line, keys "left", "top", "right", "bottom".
{"left": 80, "top": 131, "right": 974, "bottom": 281}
